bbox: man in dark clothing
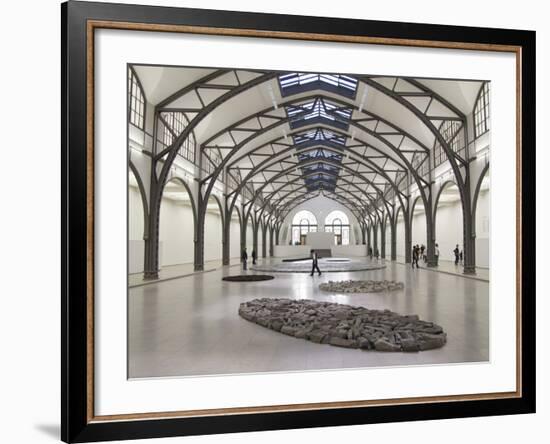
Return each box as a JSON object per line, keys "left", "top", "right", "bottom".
{"left": 251, "top": 249, "right": 257, "bottom": 265}
{"left": 414, "top": 245, "right": 421, "bottom": 268}
{"left": 453, "top": 245, "right": 460, "bottom": 265}
{"left": 310, "top": 249, "right": 321, "bottom": 276}
{"left": 368, "top": 246, "right": 373, "bottom": 259}
{"left": 241, "top": 248, "right": 248, "bottom": 270}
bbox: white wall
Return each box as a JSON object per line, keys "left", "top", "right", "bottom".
{"left": 385, "top": 224, "right": 392, "bottom": 257}
{"left": 411, "top": 201, "right": 427, "bottom": 251}
{"left": 159, "top": 196, "right": 195, "bottom": 267}
{"left": 435, "top": 199, "right": 463, "bottom": 263}
{"left": 129, "top": 184, "right": 146, "bottom": 273}
{"left": 129, "top": 183, "right": 145, "bottom": 241}
{"left": 476, "top": 188, "right": 490, "bottom": 268}
{"left": 395, "top": 216, "right": 405, "bottom": 258}
{"left": 203, "top": 210, "right": 223, "bottom": 262}
{"left": 230, "top": 218, "right": 241, "bottom": 259}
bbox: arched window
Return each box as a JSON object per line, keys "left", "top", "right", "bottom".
{"left": 325, "top": 210, "right": 350, "bottom": 245}
{"left": 291, "top": 210, "right": 317, "bottom": 245}
{"left": 128, "top": 68, "right": 145, "bottom": 129}
{"left": 474, "top": 82, "right": 490, "bottom": 138}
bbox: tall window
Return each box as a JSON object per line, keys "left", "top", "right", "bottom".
{"left": 474, "top": 82, "right": 490, "bottom": 138}
{"left": 324, "top": 210, "right": 350, "bottom": 245}
{"left": 291, "top": 210, "right": 318, "bottom": 245}
{"left": 433, "top": 120, "right": 465, "bottom": 167}
{"left": 156, "top": 112, "right": 196, "bottom": 163}
{"left": 128, "top": 68, "right": 145, "bottom": 129}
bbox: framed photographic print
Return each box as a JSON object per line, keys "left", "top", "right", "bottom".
{"left": 61, "top": 0, "right": 536, "bottom": 442}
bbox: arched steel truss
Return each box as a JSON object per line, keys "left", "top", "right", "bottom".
{"left": 138, "top": 67, "right": 481, "bottom": 277}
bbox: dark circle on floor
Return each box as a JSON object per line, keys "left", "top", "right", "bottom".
{"left": 222, "top": 275, "right": 275, "bottom": 282}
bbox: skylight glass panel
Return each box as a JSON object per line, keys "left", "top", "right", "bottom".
{"left": 293, "top": 128, "right": 346, "bottom": 147}
{"left": 286, "top": 98, "right": 352, "bottom": 130}
{"left": 279, "top": 73, "right": 358, "bottom": 98}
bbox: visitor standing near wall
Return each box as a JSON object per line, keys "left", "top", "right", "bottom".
{"left": 420, "top": 244, "right": 426, "bottom": 263}
{"left": 435, "top": 243, "right": 440, "bottom": 266}
{"left": 412, "top": 245, "right": 419, "bottom": 268}
{"left": 310, "top": 249, "right": 321, "bottom": 277}
{"left": 453, "top": 244, "right": 460, "bottom": 265}
{"left": 368, "top": 246, "right": 373, "bottom": 259}
{"left": 251, "top": 249, "right": 257, "bottom": 265}
{"left": 242, "top": 247, "right": 248, "bottom": 270}
{"left": 459, "top": 249, "right": 463, "bottom": 264}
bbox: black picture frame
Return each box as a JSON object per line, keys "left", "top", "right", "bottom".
{"left": 61, "top": 1, "right": 536, "bottom": 442}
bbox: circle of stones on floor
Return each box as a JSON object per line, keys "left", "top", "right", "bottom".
{"left": 249, "top": 260, "right": 386, "bottom": 273}
{"left": 239, "top": 298, "right": 446, "bottom": 352}
{"left": 319, "top": 280, "right": 404, "bottom": 293}
{"left": 223, "top": 275, "right": 275, "bottom": 282}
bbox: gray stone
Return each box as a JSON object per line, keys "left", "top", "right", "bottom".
{"left": 307, "top": 330, "right": 326, "bottom": 343}
{"left": 374, "top": 338, "right": 401, "bottom": 352}
{"left": 329, "top": 336, "right": 358, "bottom": 348}
{"left": 238, "top": 298, "right": 447, "bottom": 353}
{"left": 280, "top": 325, "right": 297, "bottom": 336}
{"left": 319, "top": 279, "right": 405, "bottom": 294}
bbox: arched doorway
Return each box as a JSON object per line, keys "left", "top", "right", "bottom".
{"left": 159, "top": 178, "right": 196, "bottom": 267}
{"left": 434, "top": 181, "right": 463, "bottom": 264}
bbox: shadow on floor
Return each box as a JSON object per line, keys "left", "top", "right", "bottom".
{"left": 34, "top": 424, "right": 59, "bottom": 440}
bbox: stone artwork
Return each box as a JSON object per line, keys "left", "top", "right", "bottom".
{"left": 238, "top": 298, "right": 446, "bottom": 352}
{"left": 319, "top": 279, "right": 404, "bottom": 293}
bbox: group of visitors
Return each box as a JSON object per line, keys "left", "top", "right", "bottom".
{"left": 411, "top": 243, "right": 441, "bottom": 268}
{"left": 240, "top": 247, "right": 258, "bottom": 270}
{"left": 410, "top": 242, "right": 467, "bottom": 269}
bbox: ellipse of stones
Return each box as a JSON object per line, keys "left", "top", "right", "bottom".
{"left": 319, "top": 280, "right": 404, "bottom": 293}
{"left": 238, "top": 298, "right": 447, "bottom": 352}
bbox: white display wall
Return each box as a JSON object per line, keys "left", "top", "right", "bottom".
{"left": 394, "top": 189, "right": 490, "bottom": 268}
{"left": 129, "top": 184, "right": 245, "bottom": 273}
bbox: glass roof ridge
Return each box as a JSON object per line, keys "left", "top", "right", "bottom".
{"left": 279, "top": 72, "right": 358, "bottom": 99}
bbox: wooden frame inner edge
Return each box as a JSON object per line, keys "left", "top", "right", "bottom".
{"left": 85, "top": 19, "right": 523, "bottom": 423}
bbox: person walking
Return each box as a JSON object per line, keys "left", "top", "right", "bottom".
{"left": 420, "top": 244, "right": 426, "bottom": 263}
{"left": 241, "top": 247, "right": 248, "bottom": 270}
{"left": 453, "top": 244, "right": 460, "bottom": 265}
{"left": 459, "top": 249, "right": 463, "bottom": 264}
{"left": 434, "top": 243, "right": 440, "bottom": 266}
{"left": 374, "top": 248, "right": 379, "bottom": 259}
{"left": 310, "top": 249, "right": 321, "bottom": 277}
{"left": 251, "top": 249, "right": 257, "bottom": 265}
{"left": 411, "top": 245, "right": 417, "bottom": 268}
{"left": 368, "top": 246, "right": 373, "bottom": 259}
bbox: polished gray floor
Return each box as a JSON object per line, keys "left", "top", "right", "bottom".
{"left": 128, "top": 260, "right": 489, "bottom": 379}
